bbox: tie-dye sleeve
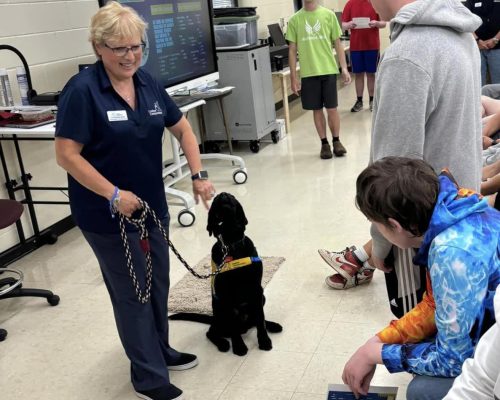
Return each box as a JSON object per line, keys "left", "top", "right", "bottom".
{"left": 378, "top": 273, "right": 437, "bottom": 344}
{"left": 381, "top": 245, "right": 489, "bottom": 377}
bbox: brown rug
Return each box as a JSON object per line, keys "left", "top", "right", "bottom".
{"left": 168, "top": 255, "right": 286, "bottom": 315}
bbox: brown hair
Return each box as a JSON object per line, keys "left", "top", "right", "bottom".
{"left": 89, "top": 1, "right": 147, "bottom": 48}
{"left": 355, "top": 157, "right": 439, "bottom": 237}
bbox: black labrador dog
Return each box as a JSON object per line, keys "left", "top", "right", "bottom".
{"left": 170, "top": 192, "right": 282, "bottom": 356}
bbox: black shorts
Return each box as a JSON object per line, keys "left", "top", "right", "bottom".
{"left": 300, "top": 74, "right": 338, "bottom": 110}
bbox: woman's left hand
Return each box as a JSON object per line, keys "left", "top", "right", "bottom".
{"left": 193, "top": 179, "right": 216, "bottom": 209}
{"left": 342, "top": 341, "right": 381, "bottom": 398}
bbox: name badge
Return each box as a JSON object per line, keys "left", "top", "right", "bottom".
{"left": 107, "top": 110, "right": 128, "bottom": 122}
{"left": 474, "top": 2, "right": 482, "bottom": 6}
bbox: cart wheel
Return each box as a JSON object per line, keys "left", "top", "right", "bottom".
{"left": 271, "top": 130, "right": 279, "bottom": 144}
{"left": 205, "top": 141, "right": 220, "bottom": 153}
{"left": 48, "top": 294, "right": 60, "bottom": 306}
{"left": 233, "top": 169, "right": 248, "bottom": 184}
{"left": 178, "top": 209, "right": 195, "bottom": 227}
{"left": 250, "top": 141, "right": 260, "bottom": 153}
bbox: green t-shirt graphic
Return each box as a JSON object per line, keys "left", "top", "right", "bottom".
{"left": 285, "top": 6, "right": 342, "bottom": 78}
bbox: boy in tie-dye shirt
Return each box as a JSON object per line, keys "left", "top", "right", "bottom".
{"left": 341, "top": 157, "right": 500, "bottom": 400}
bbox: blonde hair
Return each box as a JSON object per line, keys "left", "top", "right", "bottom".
{"left": 89, "top": 1, "right": 147, "bottom": 46}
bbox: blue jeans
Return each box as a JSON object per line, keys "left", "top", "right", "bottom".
{"left": 480, "top": 49, "right": 500, "bottom": 86}
{"left": 406, "top": 375, "right": 455, "bottom": 400}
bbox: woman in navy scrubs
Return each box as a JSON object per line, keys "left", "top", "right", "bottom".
{"left": 54, "top": 2, "right": 214, "bottom": 399}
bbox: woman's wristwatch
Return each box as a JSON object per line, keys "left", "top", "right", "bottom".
{"left": 493, "top": 37, "right": 499, "bottom": 45}
{"left": 191, "top": 170, "right": 208, "bottom": 181}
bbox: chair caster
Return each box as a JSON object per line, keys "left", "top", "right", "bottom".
{"left": 48, "top": 294, "right": 60, "bottom": 306}
{"left": 178, "top": 209, "right": 195, "bottom": 227}
{"left": 233, "top": 169, "right": 248, "bottom": 184}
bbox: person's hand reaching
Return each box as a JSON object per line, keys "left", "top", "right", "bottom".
{"left": 342, "top": 343, "right": 378, "bottom": 398}
{"left": 192, "top": 179, "right": 216, "bottom": 210}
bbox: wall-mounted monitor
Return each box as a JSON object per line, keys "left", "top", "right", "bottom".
{"left": 97, "top": 0, "right": 219, "bottom": 94}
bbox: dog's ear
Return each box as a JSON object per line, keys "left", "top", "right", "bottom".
{"left": 234, "top": 200, "right": 248, "bottom": 228}
{"left": 207, "top": 197, "right": 218, "bottom": 237}
{"left": 207, "top": 192, "right": 225, "bottom": 237}
{"left": 222, "top": 192, "right": 247, "bottom": 228}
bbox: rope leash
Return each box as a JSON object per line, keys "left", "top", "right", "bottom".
{"left": 116, "top": 199, "right": 228, "bottom": 304}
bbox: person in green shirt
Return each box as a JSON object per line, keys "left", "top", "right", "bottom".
{"left": 286, "top": 0, "right": 351, "bottom": 159}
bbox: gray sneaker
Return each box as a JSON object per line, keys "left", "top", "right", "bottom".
{"left": 351, "top": 99, "right": 363, "bottom": 112}
{"left": 333, "top": 140, "right": 347, "bottom": 156}
{"left": 320, "top": 143, "right": 333, "bottom": 159}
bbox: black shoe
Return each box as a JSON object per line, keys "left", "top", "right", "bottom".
{"left": 167, "top": 352, "right": 198, "bottom": 371}
{"left": 351, "top": 99, "right": 363, "bottom": 112}
{"left": 135, "top": 384, "right": 183, "bottom": 400}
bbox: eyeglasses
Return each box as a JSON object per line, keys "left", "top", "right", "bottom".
{"left": 104, "top": 43, "right": 145, "bottom": 57}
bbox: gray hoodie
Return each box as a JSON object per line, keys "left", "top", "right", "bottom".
{"left": 370, "top": 0, "right": 483, "bottom": 259}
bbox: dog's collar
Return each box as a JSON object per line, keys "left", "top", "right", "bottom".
{"left": 217, "top": 234, "right": 245, "bottom": 250}
{"left": 211, "top": 256, "right": 261, "bottom": 274}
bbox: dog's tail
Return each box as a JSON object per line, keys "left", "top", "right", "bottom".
{"left": 168, "top": 312, "right": 213, "bottom": 324}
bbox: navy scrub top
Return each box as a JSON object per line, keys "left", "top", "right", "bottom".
{"left": 55, "top": 61, "right": 183, "bottom": 233}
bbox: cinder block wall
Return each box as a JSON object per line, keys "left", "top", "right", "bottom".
{"left": 0, "top": 0, "right": 98, "bottom": 251}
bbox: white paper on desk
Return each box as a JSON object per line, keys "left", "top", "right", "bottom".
{"left": 352, "top": 17, "right": 370, "bottom": 29}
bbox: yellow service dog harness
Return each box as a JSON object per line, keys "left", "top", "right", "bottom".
{"left": 210, "top": 256, "right": 261, "bottom": 289}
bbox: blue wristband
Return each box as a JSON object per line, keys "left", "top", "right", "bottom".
{"left": 109, "top": 186, "right": 120, "bottom": 218}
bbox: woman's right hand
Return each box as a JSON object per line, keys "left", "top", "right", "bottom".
{"left": 115, "top": 189, "right": 141, "bottom": 217}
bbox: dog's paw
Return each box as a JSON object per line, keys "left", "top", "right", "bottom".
{"left": 231, "top": 337, "right": 248, "bottom": 356}
{"left": 233, "top": 345, "right": 248, "bottom": 356}
{"left": 206, "top": 331, "right": 230, "bottom": 352}
{"left": 258, "top": 335, "right": 273, "bottom": 351}
{"left": 217, "top": 341, "right": 230, "bottom": 352}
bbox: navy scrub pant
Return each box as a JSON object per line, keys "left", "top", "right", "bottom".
{"left": 82, "top": 218, "right": 181, "bottom": 391}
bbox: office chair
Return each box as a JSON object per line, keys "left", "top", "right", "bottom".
{"left": 0, "top": 199, "right": 60, "bottom": 341}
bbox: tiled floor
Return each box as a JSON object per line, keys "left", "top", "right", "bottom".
{"left": 0, "top": 83, "right": 411, "bottom": 399}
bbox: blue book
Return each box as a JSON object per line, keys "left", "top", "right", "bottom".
{"left": 327, "top": 384, "right": 398, "bottom": 400}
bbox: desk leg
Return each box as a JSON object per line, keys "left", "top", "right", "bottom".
{"left": 281, "top": 75, "right": 291, "bottom": 134}
{"left": 13, "top": 136, "right": 40, "bottom": 235}
{"left": 219, "top": 98, "right": 233, "bottom": 155}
